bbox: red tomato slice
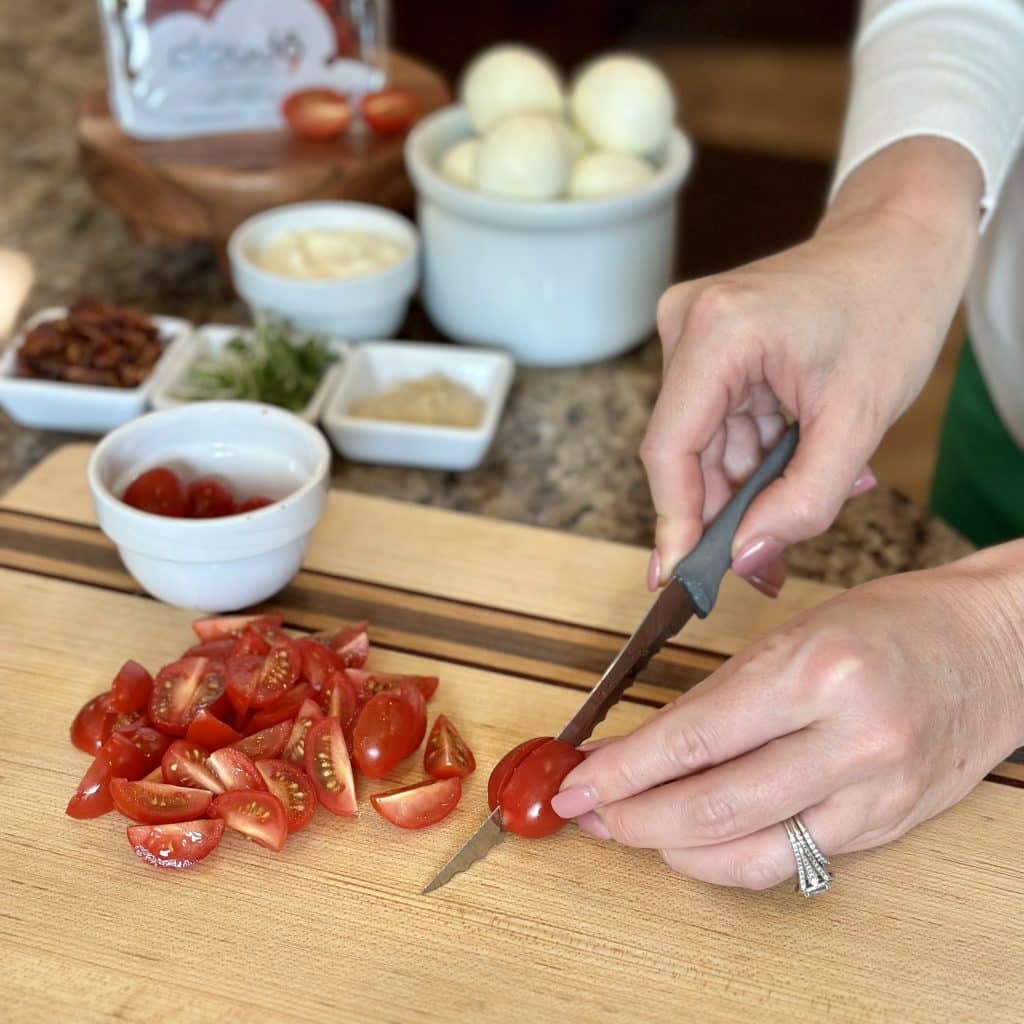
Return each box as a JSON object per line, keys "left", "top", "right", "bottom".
{"left": 116, "top": 723, "right": 172, "bottom": 774}
{"left": 208, "top": 748, "right": 267, "bottom": 792}
{"left": 66, "top": 733, "right": 148, "bottom": 819}
{"left": 183, "top": 637, "right": 236, "bottom": 659}
{"left": 256, "top": 759, "right": 316, "bottom": 834}
{"left": 127, "top": 819, "right": 225, "bottom": 869}
{"left": 232, "top": 627, "right": 271, "bottom": 658}
{"left": 424, "top": 715, "right": 476, "bottom": 779}
{"left": 225, "top": 653, "right": 262, "bottom": 715}
{"left": 361, "top": 87, "right": 421, "bottom": 136}
{"left": 295, "top": 637, "right": 342, "bottom": 691}
{"left": 319, "top": 670, "right": 358, "bottom": 736}
{"left": 192, "top": 614, "right": 283, "bottom": 642}
{"left": 185, "top": 476, "right": 235, "bottom": 518}
{"left": 487, "top": 736, "right": 551, "bottom": 811}
{"left": 496, "top": 738, "right": 585, "bottom": 839}
{"left": 245, "top": 683, "right": 312, "bottom": 733}
{"left": 237, "top": 496, "right": 273, "bottom": 513}
{"left": 313, "top": 622, "right": 369, "bottom": 668}
{"left": 161, "top": 740, "right": 224, "bottom": 793}
{"left": 110, "top": 778, "right": 213, "bottom": 824}
{"left": 70, "top": 692, "right": 114, "bottom": 754}
{"left": 122, "top": 466, "right": 186, "bottom": 517}
{"left": 210, "top": 790, "right": 288, "bottom": 851}
{"left": 304, "top": 718, "right": 357, "bottom": 816}
{"left": 347, "top": 669, "right": 438, "bottom": 702}
{"left": 185, "top": 708, "right": 242, "bottom": 749}
{"left": 282, "top": 88, "right": 352, "bottom": 141}
{"left": 282, "top": 698, "right": 323, "bottom": 766}
{"left": 371, "top": 777, "right": 461, "bottom": 829}
{"left": 231, "top": 719, "right": 292, "bottom": 760}
{"left": 390, "top": 679, "right": 427, "bottom": 755}
{"left": 352, "top": 692, "right": 419, "bottom": 779}
{"left": 107, "top": 660, "right": 153, "bottom": 714}
{"left": 251, "top": 641, "right": 301, "bottom": 709}
{"left": 149, "top": 656, "right": 226, "bottom": 735}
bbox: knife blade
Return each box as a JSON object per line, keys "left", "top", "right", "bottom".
{"left": 422, "top": 422, "right": 800, "bottom": 895}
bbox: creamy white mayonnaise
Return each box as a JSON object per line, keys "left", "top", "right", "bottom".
{"left": 256, "top": 229, "right": 407, "bottom": 280}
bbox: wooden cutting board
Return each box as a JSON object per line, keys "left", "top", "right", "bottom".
{"left": 1, "top": 444, "right": 1022, "bottom": 1024}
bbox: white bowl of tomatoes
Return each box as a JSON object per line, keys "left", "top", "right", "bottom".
{"left": 87, "top": 401, "right": 331, "bottom": 612}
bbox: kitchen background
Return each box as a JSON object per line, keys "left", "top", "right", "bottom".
{"left": 0, "top": 0, "right": 969, "bottom": 585}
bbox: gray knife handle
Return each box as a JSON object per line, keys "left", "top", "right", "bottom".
{"left": 670, "top": 422, "right": 799, "bottom": 617}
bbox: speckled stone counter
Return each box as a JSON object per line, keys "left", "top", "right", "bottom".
{"left": 0, "top": 2, "right": 972, "bottom": 588}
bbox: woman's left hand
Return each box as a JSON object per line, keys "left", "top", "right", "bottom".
{"left": 550, "top": 543, "right": 1024, "bottom": 889}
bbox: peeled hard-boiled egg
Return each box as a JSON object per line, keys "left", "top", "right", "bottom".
{"left": 476, "top": 113, "right": 571, "bottom": 201}
{"left": 461, "top": 45, "right": 565, "bottom": 134}
{"left": 568, "top": 150, "right": 655, "bottom": 199}
{"left": 438, "top": 138, "right": 480, "bottom": 188}
{"left": 570, "top": 55, "right": 674, "bottom": 156}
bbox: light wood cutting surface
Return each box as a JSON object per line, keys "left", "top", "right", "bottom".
{"left": 1, "top": 446, "right": 1023, "bottom": 1024}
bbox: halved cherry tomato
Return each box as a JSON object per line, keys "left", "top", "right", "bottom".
{"left": 282, "top": 88, "right": 352, "bottom": 141}
{"left": 210, "top": 790, "right": 288, "bottom": 851}
{"left": 245, "top": 683, "right": 312, "bottom": 733}
{"left": 424, "top": 715, "right": 476, "bottom": 779}
{"left": 487, "top": 736, "right": 551, "bottom": 811}
{"left": 252, "top": 641, "right": 301, "bottom": 709}
{"left": 185, "top": 476, "right": 235, "bottom": 518}
{"left": 225, "top": 654, "right": 262, "bottom": 715}
{"left": 127, "top": 818, "right": 225, "bottom": 869}
{"left": 256, "top": 759, "right": 316, "bottom": 834}
{"left": 371, "top": 777, "right": 461, "bottom": 829}
{"left": 110, "top": 778, "right": 213, "bottom": 824}
{"left": 232, "top": 627, "right": 271, "bottom": 659}
{"left": 313, "top": 622, "right": 369, "bottom": 668}
{"left": 320, "top": 671, "right": 358, "bottom": 748}
{"left": 390, "top": 679, "right": 427, "bottom": 754}
{"left": 282, "top": 698, "right": 323, "bottom": 766}
{"left": 231, "top": 719, "right": 292, "bottom": 760}
{"left": 347, "top": 669, "right": 438, "bottom": 702}
{"left": 208, "top": 748, "right": 266, "bottom": 792}
{"left": 192, "top": 614, "right": 283, "bottom": 643}
{"left": 161, "top": 740, "right": 223, "bottom": 793}
{"left": 183, "top": 637, "right": 236, "bottom": 659}
{"left": 108, "top": 660, "right": 153, "bottom": 714}
{"left": 67, "top": 733, "right": 148, "bottom": 819}
{"left": 116, "top": 723, "right": 172, "bottom": 774}
{"left": 70, "top": 692, "right": 114, "bottom": 754}
{"left": 495, "top": 738, "right": 585, "bottom": 839}
{"left": 304, "top": 718, "right": 357, "bottom": 816}
{"left": 352, "top": 692, "right": 419, "bottom": 779}
{"left": 361, "top": 87, "right": 421, "bottom": 136}
{"left": 295, "top": 637, "right": 342, "bottom": 691}
{"left": 149, "top": 657, "right": 226, "bottom": 736}
{"left": 122, "top": 466, "right": 186, "bottom": 517}
{"left": 237, "top": 496, "right": 273, "bottom": 513}
{"left": 185, "top": 708, "right": 242, "bottom": 749}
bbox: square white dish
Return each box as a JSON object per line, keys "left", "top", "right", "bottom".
{"left": 321, "top": 341, "right": 514, "bottom": 470}
{"left": 0, "top": 307, "right": 191, "bottom": 434}
{"left": 150, "top": 322, "right": 347, "bottom": 424}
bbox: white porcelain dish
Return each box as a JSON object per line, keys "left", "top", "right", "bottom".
{"left": 0, "top": 308, "right": 191, "bottom": 434}
{"left": 150, "top": 322, "right": 347, "bottom": 424}
{"left": 228, "top": 202, "right": 420, "bottom": 340}
{"left": 405, "top": 106, "right": 693, "bottom": 366}
{"left": 88, "top": 401, "right": 331, "bottom": 612}
{"left": 321, "top": 341, "right": 514, "bottom": 470}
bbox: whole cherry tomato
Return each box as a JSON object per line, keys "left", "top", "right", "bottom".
{"left": 487, "top": 736, "right": 551, "bottom": 811}
{"left": 493, "top": 738, "right": 585, "bottom": 839}
{"left": 122, "top": 467, "right": 186, "bottom": 517}
{"left": 185, "top": 476, "right": 235, "bottom": 518}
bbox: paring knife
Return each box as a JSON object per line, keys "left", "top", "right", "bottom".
{"left": 423, "top": 422, "right": 800, "bottom": 894}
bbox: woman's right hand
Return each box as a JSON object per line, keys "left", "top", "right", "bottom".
{"left": 643, "top": 137, "right": 983, "bottom": 596}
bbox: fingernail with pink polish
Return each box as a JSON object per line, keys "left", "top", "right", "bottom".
{"left": 646, "top": 550, "right": 661, "bottom": 592}
{"left": 551, "top": 785, "right": 599, "bottom": 819}
{"left": 575, "top": 811, "right": 611, "bottom": 840}
{"left": 748, "top": 575, "right": 780, "bottom": 599}
{"left": 849, "top": 468, "right": 877, "bottom": 498}
{"left": 731, "top": 536, "right": 783, "bottom": 579}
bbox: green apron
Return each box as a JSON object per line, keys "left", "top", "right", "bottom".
{"left": 931, "top": 338, "right": 1024, "bottom": 547}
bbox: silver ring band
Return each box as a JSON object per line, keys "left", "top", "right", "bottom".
{"left": 783, "top": 814, "right": 832, "bottom": 897}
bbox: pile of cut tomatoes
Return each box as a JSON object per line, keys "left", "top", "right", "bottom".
{"left": 66, "top": 614, "right": 476, "bottom": 869}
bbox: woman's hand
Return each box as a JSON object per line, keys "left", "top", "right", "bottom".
{"left": 550, "top": 543, "right": 1024, "bottom": 889}
{"left": 645, "top": 137, "right": 983, "bottom": 596}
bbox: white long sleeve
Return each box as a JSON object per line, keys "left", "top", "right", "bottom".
{"left": 831, "top": 0, "right": 1024, "bottom": 230}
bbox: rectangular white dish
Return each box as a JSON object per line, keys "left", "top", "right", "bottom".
{"left": 150, "top": 322, "right": 347, "bottom": 424}
{"left": 0, "top": 307, "right": 191, "bottom": 434}
{"left": 321, "top": 341, "right": 514, "bottom": 470}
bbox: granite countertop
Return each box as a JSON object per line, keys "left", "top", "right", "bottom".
{"left": 0, "top": 2, "right": 972, "bottom": 589}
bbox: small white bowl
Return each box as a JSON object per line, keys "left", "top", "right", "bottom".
{"left": 150, "top": 322, "right": 347, "bottom": 424}
{"left": 321, "top": 341, "right": 514, "bottom": 470}
{"left": 228, "top": 202, "right": 420, "bottom": 340}
{"left": 0, "top": 308, "right": 191, "bottom": 433}
{"left": 405, "top": 106, "right": 693, "bottom": 366}
{"left": 88, "top": 401, "right": 331, "bottom": 612}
